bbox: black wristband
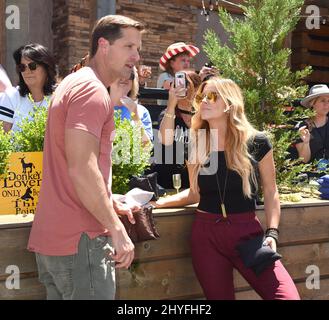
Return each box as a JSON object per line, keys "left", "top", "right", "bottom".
{"left": 265, "top": 228, "right": 279, "bottom": 244}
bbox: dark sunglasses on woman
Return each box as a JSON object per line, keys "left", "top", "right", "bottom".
{"left": 17, "top": 61, "right": 38, "bottom": 73}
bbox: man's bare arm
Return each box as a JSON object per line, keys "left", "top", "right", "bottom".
{"left": 65, "top": 128, "right": 134, "bottom": 268}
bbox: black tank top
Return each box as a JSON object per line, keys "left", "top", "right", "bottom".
{"left": 197, "top": 133, "right": 272, "bottom": 214}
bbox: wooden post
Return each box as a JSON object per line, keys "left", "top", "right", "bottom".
{"left": 0, "top": 0, "right": 6, "bottom": 65}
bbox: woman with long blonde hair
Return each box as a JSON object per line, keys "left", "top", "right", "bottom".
{"left": 153, "top": 77, "right": 300, "bottom": 300}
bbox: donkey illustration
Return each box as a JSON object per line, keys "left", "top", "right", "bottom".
{"left": 19, "top": 156, "right": 35, "bottom": 173}
{"left": 21, "top": 187, "right": 34, "bottom": 201}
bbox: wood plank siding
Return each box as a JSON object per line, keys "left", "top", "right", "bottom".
{"left": 292, "top": 0, "right": 329, "bottom": 85}
{"left": 1, "top": 201, "right": 329, "bottom": 300}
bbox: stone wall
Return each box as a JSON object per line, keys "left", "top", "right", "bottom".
{"left": 52, "top": 0, "right": 200, "bottom": 85}
{"left": 52, "top": 0, "right": 92, "bottom": 78}
{"left": 116, "top": 0, "right": 199, "bottom": 87}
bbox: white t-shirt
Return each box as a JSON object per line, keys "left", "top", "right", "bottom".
{"left": 0, "top": 87, "right": 50, "bottom": 132}
{"left": 157, "top": 72, "right": 173, "bottom": 106}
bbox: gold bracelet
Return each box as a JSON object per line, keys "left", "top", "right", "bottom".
{"left": 164, "top": 111, "right": 176, "bottom": 119}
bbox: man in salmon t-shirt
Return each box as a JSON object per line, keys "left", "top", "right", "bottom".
{"left": 28, "top": 15, "right": 145, "bottom": 300}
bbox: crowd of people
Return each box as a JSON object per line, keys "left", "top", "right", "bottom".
{"left": 0, "top": 13, "right": 328, "bottom": 301}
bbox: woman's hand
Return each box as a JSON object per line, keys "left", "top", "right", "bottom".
{"left": 199, "top": 65, "right": 219, "bottom": 82}
{"left": 263, "top": 236, "right": 277, "bottom": 252}
{"left": 149, "top": 201, "right": 158, "bottom": 208}
{"left": 299, "top": 126, "right": 311, "bottom": 144}
{"left": 137, "top": 65, "right": 152, "bottom": 86}
{"left": 149, "top": 198, "right": 166, "bottom": 208}
{"left": 120, "top": 96, "right": 138, "bottom": 115}
{"left": 168, "top": 83, "right": 187, "bottom": 107}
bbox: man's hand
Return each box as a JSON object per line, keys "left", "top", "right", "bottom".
{"left": 109, "top": 225, "right": 135, "bottom": 269}
{"left": 113, "top": 197, "right": 141, "bottom": 224}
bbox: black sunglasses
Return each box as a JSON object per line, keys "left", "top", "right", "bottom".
{"left": 17, "top": 62, "right": 38, "bottom": 73}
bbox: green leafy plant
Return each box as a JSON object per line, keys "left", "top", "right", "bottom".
{"left": 203, "top": 0, "right": 314, "bottom": 192}
{"left": 0, "top": 124, "right": 13, "bottom": 176}
{"left": 13, "top": 106, "right": 48, "bottom": 152}
{"left": 112, "top": 111, "right": 152, "bottom": 194}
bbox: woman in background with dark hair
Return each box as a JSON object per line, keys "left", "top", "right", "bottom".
{"left": 0, "top": 43, "right": 57, "bottom": 132}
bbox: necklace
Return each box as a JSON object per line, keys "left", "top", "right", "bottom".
{"left": 28, "top": 93, "right": 49, "bottom": 109}
{"left": 177, "top": 107, "right": 195, "bottom": 116}
{"left": 215, "top": 163, "right": 229, "bottom": 218}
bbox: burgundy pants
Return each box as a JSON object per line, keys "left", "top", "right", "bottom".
{"left": 190, "top": 210, "right": 300, "bottom": 300}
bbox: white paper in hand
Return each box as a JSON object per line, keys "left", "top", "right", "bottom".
{"left": 125, "top": 188, "right": 154, "bottom": 206}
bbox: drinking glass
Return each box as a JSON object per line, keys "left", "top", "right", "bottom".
{"left": 172, "top": 174, "right": 182, "bottom": 194}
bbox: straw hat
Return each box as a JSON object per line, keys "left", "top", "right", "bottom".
{"left": 159, "top": 42, "right": 200, "bottom": 71}
{"left": 301, "top": 84, "right": 329, "bottom": 107}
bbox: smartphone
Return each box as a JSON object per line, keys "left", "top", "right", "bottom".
{"left": 174, "top": 71, "right": 187, "bottom": 97}
{"left": 204, "top": 62, "right": 213, "bottom": 68}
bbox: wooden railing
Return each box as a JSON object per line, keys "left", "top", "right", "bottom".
{"left": 1, "top": 199, "right": 329, "bottom": 300}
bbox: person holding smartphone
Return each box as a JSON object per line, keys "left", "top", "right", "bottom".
{"left": 156, "top": 42, "right": 199, "bottom": 106}
{"left": 150, "top": 70, "right": 201, "bottom": 189}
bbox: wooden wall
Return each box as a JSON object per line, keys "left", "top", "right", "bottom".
{"left": 1, "top": 201, "right": 329, "bottom": 300}
{"left": 0, "top": 0, "right": 5, "bottom": 65}
{"left": 291, "top": 0, "right": 329, "bottom": 86}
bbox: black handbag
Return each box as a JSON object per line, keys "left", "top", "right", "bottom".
{"left": 129, "top": 172, "right": 159, "bottom": 201}
{"left": 236, "top": 234, "right": 282, "bottom": 276}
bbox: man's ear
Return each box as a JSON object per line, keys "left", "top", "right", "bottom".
{"left": 98, "top": 37, "right": 109, "bottom": 52}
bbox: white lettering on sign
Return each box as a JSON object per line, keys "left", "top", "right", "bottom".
{"left": 5, "top": 5, "right": 20, "bottom": 30}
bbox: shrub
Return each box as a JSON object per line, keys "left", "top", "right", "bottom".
{"left": 0, "top": 124, "right": 13, "bottom": 176}
{"left": 112, "top": 111, "right": 152, "bottom": 194}
{"left": 13, "top": 106, "right": 48, "bottom": 152}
